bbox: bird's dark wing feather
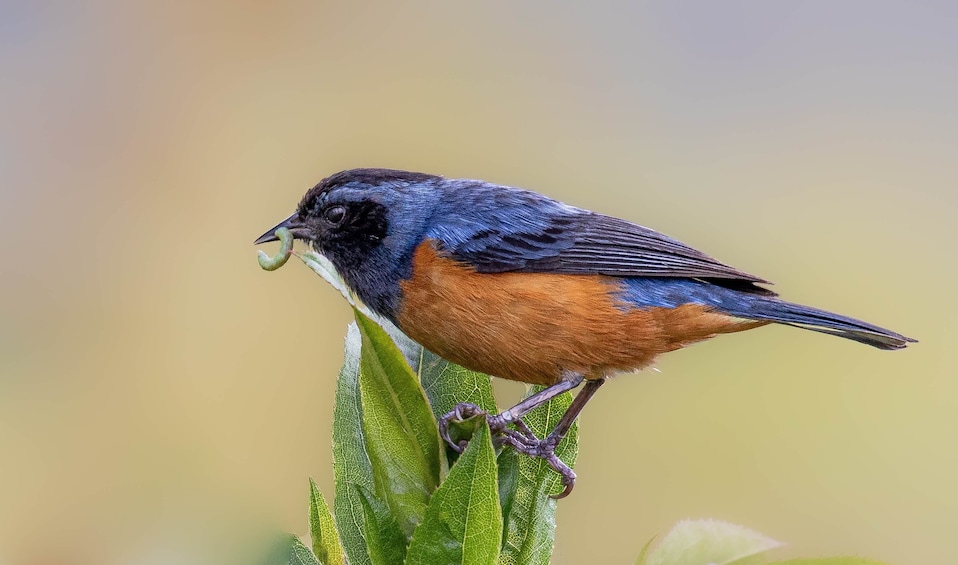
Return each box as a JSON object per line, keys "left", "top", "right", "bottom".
{"left": 427, "top": 186, "right": 774, "bottom": 294}
{"left": 544, "top": 214, "right": 770, "bottom": 281}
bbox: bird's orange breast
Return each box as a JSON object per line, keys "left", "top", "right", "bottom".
{"left": 396, "top": 241, "right": 763, "bottom": 385}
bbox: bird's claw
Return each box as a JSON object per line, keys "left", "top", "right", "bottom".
{"left": 543, "top": 450, "right": 577, "bottom": 499}
{"left": 497, "top": 431, "right": 577, "bottom": 498}
{"left": 439, "top": 402, "right": 576, "bottom": 498}
{"left": 438, "top": 402, "right": 487, "bottom": 453}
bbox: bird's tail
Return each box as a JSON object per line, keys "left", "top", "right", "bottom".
{"left": 725, "top": 297, "right": 916, "bottom": 350}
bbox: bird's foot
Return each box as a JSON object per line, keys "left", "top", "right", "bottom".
{"left": 438, "top": 402, "right": 488, "bottom": 453}
{"left": 438, "top": 402, "right": 576, "bottom": 499}
{"left": 438, "top": 402, "right": 533, "bottom": 452}
{"left": 494, "top": 429, "right": 577, "bottom": 499}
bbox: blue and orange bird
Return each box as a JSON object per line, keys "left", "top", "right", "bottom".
{"left": 255, "top": 168, "right": 915, "bottom": 498}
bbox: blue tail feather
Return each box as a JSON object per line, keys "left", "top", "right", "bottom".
{"left": 617, "top": 278, "right": 915, "bottom": 350}
{"left": 728, "top": 297, "right": 915, "bottom": 350}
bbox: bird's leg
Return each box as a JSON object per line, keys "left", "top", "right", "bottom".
{"left": 438, "top": 372, "right": 584, "bottom": 452}
{"left": 487, "top": 377, "right": 606, "bottom": 498}
{"left": 440, "top": 374, "right": 606, "bottom": 498}
{"left": 488, "top": 371, "right": 585, "bottom": 433}
{"left": 537, "top": 377, "right": 606, "bottom": 498}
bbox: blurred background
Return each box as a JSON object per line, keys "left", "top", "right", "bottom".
{"left": 1, "top": 1, "right": 955, "bottom": 563}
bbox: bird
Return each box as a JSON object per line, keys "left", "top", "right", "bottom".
{"left": 254, "top": 168, "right": 915, "bottom": 498}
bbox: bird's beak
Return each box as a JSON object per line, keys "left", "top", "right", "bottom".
{"left": 253, "top": 214, "right": 307, "bottom": 244}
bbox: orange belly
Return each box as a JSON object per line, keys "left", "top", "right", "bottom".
{"left": 396, "top": 242, "right": 764, "bottom": 385}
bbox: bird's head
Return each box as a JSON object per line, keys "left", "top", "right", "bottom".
{"left": 254, "top": 168, "right": 444, "bottom": 316}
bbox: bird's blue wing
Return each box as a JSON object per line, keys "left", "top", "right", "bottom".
{"left": 425, "top": 179, "right": 773, "bottom": 292}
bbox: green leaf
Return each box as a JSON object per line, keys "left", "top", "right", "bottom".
{"left": 275, "top": 535, "right": 321, "bottom": 565}
{"left": 355, "top": 484, "right": 409, "bottom": 565}
{"left": 645, "top": 519, "right": 783, "bottom": 565}
{"left": 261, "top": 534, "right": 314, "bottom": 565}
{"left": 768, "top": 559, "right": 891, "bottom": 565}
{"left": 355, "top": 311, "right": 443, "bottom": 538}
{"left": 416, "top": 350, "right": 498, "bottom": 466}
{"left": 365, "top": 314, "right": 498, "bottom": 467}
{"left": 497, "top": 386, "right": 578, "bottom": 565}
{"left": 332, "top": 323, "right": 377, "bottom": 565}
{"left": 634, "top": 535, "right": 657, "bottom": 565}
{"left": 405, "top": 421, "right": 503, "bottom": 565}
{"left": 416, "top": 349, "right": 498, "bottom": 423}
{"left": 298, "top": 251, "right": 365, "bottom": 312}
{"left": 290, "top": 537, "right": 322, "bottom": 565}
{"left": 308, "top": 479, "right": 344, "bottom": 565}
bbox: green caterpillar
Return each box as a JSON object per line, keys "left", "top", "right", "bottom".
{"left": 257, "top": 227, "right": 293, "bottom": 271}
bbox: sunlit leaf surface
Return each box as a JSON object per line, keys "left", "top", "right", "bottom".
{"left": 405, "top": 422, "right": 503, "bottom": 565}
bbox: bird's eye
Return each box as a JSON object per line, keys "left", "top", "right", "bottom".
{"left": 324, "top": 205, "right": 346, "bottom": 225}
